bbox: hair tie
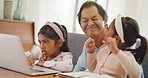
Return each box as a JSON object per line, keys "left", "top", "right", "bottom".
{"left": 137, "top": 34, "right": 141, "bottom": 38}
{"left": 45, "top": 21, "right": 65, "bottom": 41}
{"left": 115, "top": 14, "right": 125, "bottom": 43}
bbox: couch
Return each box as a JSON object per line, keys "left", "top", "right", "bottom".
{"left": 68, "top": 33, "right": 88, "bottom": 66}
{"left": 142, "top": 47, "right": 148, "bottom": 78}
{"left": 136, "top": 41, "right": 148, "bottom": 78}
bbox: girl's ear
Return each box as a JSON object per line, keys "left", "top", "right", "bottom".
{"left": 104, "top": 15, "right": 108, "bottom": 25}
{"left": 114, "top": 35, "right": 125, "bottom": 50}
{"left": 57, "top": 39, "right": 63, "bottom": 48}
{"left": 114, "top": 35, "right": 121, "bottom": 43}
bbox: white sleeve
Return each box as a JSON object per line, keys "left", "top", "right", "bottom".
{"left": 25, "top": 45, "right": 42, "bottom": 60}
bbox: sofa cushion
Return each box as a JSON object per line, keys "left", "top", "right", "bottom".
{"left": 142, "top": 42, "right": 148, "bottom": 78}
{"left": 136, "top": 41, "right": 148, "bottom": 78}
{"left": 68, "top": 33, "right": 88, "bottom": 67}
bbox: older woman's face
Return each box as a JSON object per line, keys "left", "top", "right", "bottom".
{"left": 80, "top": 6, "right": 105, "bottom": 37}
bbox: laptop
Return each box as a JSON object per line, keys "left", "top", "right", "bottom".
{"left": 0, "top": 33, "right": 60, "bottom": 76}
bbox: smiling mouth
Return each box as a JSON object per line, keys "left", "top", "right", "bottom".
{"left": 86, "top": 27, "right": 98, "bottom": 31}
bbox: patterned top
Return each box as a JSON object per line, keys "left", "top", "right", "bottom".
{"left": 25, "top": 45, "right": 73, "bottom": 72}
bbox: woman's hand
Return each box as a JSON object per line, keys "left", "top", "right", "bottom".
{"left": 103, "top": 37, "right": 119, "bottom": 54}
{"left": 86, "top": 39, "right": 95, "bottom": 54}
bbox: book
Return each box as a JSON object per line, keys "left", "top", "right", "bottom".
{"left": 58, "top": 71, "right": 113, "bottom": 78}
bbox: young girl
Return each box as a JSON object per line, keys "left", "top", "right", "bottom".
{"left": 86, "top": 15, "right": 147, "bottom": 78}
{"left": 26, "top": 21, "right": 73, "bottom": 72}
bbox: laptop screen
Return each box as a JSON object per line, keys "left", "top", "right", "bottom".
{"left": 0, "top": 33, "right": 33, "bottom": 74}
{"left": 0, "top": 33, "right": 60, "bottom": 75}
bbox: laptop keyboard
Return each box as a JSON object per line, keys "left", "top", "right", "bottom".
{"left": 31, "top": 66, "right": 47, "bottom": 73}
{"left": 31, "top": 68, "right": 45, "bottom": 72}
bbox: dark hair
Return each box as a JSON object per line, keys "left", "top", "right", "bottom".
{"left": 38, "top": 22, "right": 69, "bottom": 52}
{"left": 114, "top": 17, "right": 147, "bottom": 64}
{"left": 77, "top": 1, "right": 107, "bottom": 24}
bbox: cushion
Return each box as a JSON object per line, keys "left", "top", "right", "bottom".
{"left": 68, "top": 33, "right": 88, "bottom": 66}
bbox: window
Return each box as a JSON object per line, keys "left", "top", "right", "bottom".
{"left": 22, "top": 0, "right": 108, "bottom": 44}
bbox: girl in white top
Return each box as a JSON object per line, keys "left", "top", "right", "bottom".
{"left": 26, "top": 21, "right": 73, "bottom": 72}
{"left": 86, "top": 15, "right": 147, "bottom": 78}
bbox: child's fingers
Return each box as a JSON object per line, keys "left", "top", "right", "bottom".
{"left": 36, "top": 60, "right": 45, "bottom": 67}
{"left": 27, "top": 56, "right": 35, "bottom": 66}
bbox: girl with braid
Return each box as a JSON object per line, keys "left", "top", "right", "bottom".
{"left": 86, "top": 15, "right": 147, "bottom": 78}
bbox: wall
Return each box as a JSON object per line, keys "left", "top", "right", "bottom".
{"left": 0, "top": 0, "right": 4, "bottom": 19}
{"left": 136, "top": 0, "right": 148, "bottom": 39}
{"left": 107, "top": 0, "right": 126, "bottom": 24}
{"left": 21, "top": 0, "right": 148, "bottom": 41}
{"left": 22, "top": 0, "right": 76, "bottom": 44}
{"left": 107, "top": 0, "right": 148, "bottom": 39}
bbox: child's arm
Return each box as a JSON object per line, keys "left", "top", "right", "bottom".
{"left": 25, "top": 45, "right": 42, "bottom": 65}
{"left": 116, "top": 51, "right": 142, "bottom": 78}
{"left": 25, "top": 45, "right": 42, "bottom": 60}
{"left": 103, "top": 37, "right": 142, "bottom": 78}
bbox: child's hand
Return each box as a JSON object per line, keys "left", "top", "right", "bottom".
{"left": 27, "top": 56, "right": 35, "bottom": 66}
{"left": 86, "top": 39, "right": 95, "bottom": 54}
{"left": 36, "top": 60, "right": 45, "bottom": 67}
{"left": 36, "top": 54, "right": 46, "bottom": 67}
{"left": 103, "top": 37, "right": 119, "bottom": 54}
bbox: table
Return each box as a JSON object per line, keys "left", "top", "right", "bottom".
{"left": 0, "top": 67, "right": 61, "bottom": 78}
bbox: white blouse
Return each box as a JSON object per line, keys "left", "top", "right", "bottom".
{"left": 25, "top": 45, "right": 73, "bottom": 72}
